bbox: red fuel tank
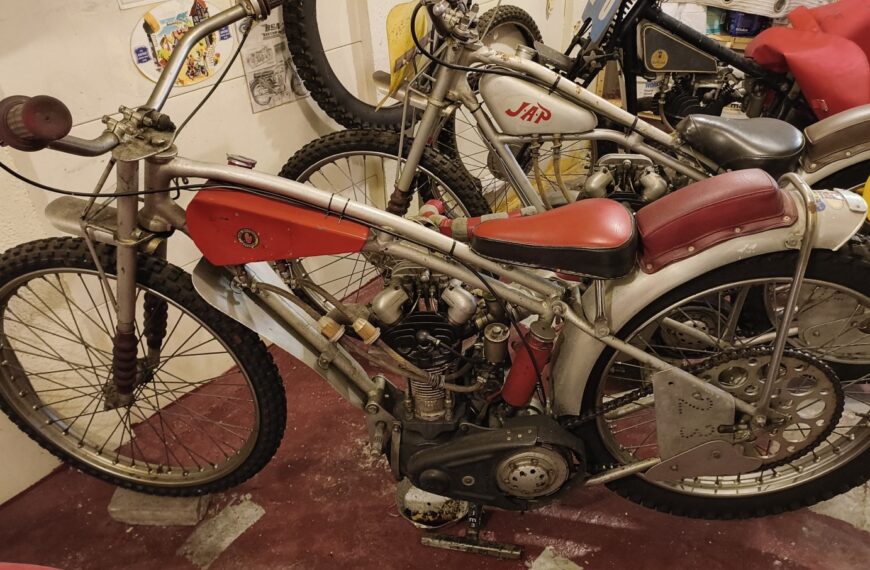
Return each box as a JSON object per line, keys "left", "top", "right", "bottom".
{"left": 186, "top": 188, "right": 370, "bottom": 266}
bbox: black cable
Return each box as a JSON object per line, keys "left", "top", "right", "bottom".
{"left": 172, "top": 21, "right": 252, "bottom": 141}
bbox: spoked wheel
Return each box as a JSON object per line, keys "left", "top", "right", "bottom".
{"left": 0, "top": 238, "right": 286, "bottom": 495}
{"left": 278, "top": 129, "right": 489, "bottom": 314}
{"left": 582, "top": 248, "right": 870, "bottom": 518}
{"left": 284, "top": 1, "right": 541, "bottom": 131}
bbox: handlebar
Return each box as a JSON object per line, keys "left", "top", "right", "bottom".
{"left": 1, "top": 0, "right": 285, "bottom": 158}
{"left": 0, "top": 95, "right": 73, "bottom": 152}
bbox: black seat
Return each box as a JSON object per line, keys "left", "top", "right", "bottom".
{"left": 471, "top": 198, "right": 637, "bottom": 278}
{"left": 676, "top": 115, "right": 805, "bottom": 178}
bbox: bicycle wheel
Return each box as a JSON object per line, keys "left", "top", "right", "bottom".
{"left": 0, "top": 238, "right": 286, "bottom": 495}
{"left": 284, "top": 1, "right": 541, "bottom": 130}
{"left": 581, "top": 247, "right": 870, "bottom": 518}
{"left": 278, "top": 129, "right": 488, "bottom": 313}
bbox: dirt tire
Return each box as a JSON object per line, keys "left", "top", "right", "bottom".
{"left": 580, "top": 247, "right": 870, "bottom": 519}
{"left": 284, "top": 1, "right": 540, "bottom": 131}
{"left": 0, "top": 238, "right": 286, "bottom": 496}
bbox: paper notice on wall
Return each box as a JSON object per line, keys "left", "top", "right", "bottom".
{"left": 118, "top": 0, "right": 158, "bottom": 10}
{"left": 130, "top": 0, "right": 236, "bottom": 87}
{"left": 241, "top": 10, "right": 306, "bottom": 113}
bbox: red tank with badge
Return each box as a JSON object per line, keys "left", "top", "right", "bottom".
{"left": 186, "top": 188, "right": 370, "bottom": 266}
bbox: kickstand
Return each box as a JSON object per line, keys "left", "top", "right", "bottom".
{"left": 420, "top": 504, "right": 522, "bottom": 560}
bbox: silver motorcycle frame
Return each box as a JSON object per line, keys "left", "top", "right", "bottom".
{"left": 388, "top": 12, "right": 870, "bottom": 212}
{"left": 32, "top": 1, "right": 867, "bottom": 475}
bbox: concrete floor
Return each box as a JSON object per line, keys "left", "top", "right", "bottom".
{"left": 0, "top": 349, "right": 867, "bottom": 570}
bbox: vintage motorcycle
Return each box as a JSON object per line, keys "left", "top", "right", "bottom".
{"left": 279, "top": 0, "right": 870, "bottom": 261}
{"left": 0, "top": 0, "right": 868, "bottom": 560}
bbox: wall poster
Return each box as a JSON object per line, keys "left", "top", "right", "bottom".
{"left": 240, "top": 9, "right": 306, "bottom": 113}
{"left": 130, "top": 0, "right": 237, "bottom": 87}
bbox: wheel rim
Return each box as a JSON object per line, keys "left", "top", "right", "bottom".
{"left": 596, "top": 277, "right": 870, "bottom": 497}
{"left": 0, "top": 269, "right": 261, "bottom": 487}
{"left": 291, "top": 150, "right": 473, "bottom": 312}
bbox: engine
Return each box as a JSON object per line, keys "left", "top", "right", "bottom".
{"left": 363, "top": 262, "right": 585, "bottom": 511}
{"left": 583, "top": 153, "right": 670, "bottom": 207}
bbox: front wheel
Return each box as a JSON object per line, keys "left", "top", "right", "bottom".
{"left": 0, "top": 238, "right": 287, "bottom": 496}
{"left": 581, "top": 247, "right": 870, "bottom": 518}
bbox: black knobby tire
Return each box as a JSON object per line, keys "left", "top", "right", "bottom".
{"left": 279, "top": 128, "right": 491, "bottom": 217}
{"left": 284, "top": 1, "right": 541, "bottom": 131}
{"left": 477, "top": 4, "right": 542, "bottom": 52}
{"left": 580, "top": 247, "right": 870, "bottom": 519}
{"left": 0, "top": 238, "right": 287, "bottom": 496}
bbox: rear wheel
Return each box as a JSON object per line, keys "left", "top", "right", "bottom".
{"left": 0, "top": 238, "right": 286, "bottom": 495}
{"left": 581, "top": 248, "right": 870, "bottom": 518}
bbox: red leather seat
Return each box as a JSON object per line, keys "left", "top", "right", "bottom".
{"left": 470, "top": 198, "right": 637, "bottom": 278}
{"left": 636, "top": 169, "right": 797, "bottom": 273}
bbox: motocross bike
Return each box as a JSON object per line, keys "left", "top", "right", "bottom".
{"left": 519, "top": 0, "right": 870, "bottom": 129}
{"left": 0, "top": 0, "right": 868, "bottom": 560}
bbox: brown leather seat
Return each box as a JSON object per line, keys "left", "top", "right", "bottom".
{"left": 636, "top": 169, "right": 798, "bottom": 272}
{"left": 470, "top": 198, "right": 637, "bottom": 278}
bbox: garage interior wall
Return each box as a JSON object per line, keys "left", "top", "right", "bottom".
{"left": 0, "top": 0, "right": 583, "bottom": 504}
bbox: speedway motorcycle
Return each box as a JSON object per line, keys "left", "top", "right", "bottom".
{"left": 282, "top": 0, "right": 870, "bottom": 227}
{"left": 0, "top": 0, "right": 868, "bottom": 559}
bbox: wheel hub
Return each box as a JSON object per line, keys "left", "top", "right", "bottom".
{"left": 495, "top": 446, "right": 569, "bottom": 499}
{"left": 693, "top": 347, "right": 843, "bottom": 466}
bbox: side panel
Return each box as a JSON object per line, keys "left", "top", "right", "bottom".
{"left": 551, "top": 188, "right": 867, "bottom": 416}
{"left": 187, "top": 188, "right": 370, "bottom": 266}
{"left": 479, "top": 75, "right": 598, "bottom": 136}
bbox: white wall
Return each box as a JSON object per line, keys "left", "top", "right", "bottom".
{"left": 0, "top": 0, "right": 578, "bottom": 503}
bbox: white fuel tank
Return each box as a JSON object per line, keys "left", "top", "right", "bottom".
{"left": 479, "top": 75, "right": 598, "bottom": 136}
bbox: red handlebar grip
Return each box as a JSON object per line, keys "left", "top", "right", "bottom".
{"left": 0, "top": 95, "right": 73, "bottom": 152}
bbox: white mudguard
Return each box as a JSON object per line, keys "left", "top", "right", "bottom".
{"left": 551, "top": 187, "right": 868, "bottom": 416}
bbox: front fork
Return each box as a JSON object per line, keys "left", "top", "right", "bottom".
{"left": 107, "top": 159, "right": 169, "bottom": 406}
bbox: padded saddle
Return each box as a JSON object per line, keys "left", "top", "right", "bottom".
{"left": 676, "top": 114, "right": 805, "bottom": 179}
{"left": 470, "top": 198, "right": 637, "bottom": 278}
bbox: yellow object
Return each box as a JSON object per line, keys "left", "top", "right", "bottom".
{"left": 862, "top": 176, "right": 870, "bottom": 221}
{"left": 383, "top": 1, "right": 430, "bottom": 104}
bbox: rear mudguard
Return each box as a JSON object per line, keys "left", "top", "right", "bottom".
{"left": 551, "top": 187, "right": 867, "bottom": 416}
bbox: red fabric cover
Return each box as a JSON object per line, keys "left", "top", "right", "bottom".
{"left": 472, "top": 198, "right": 634, "bottom": 250}
{"left": 0, "top": 565, "right": 62, "bottom": 570}
{"left": 746, "top": 27, "right": 870, "bottom": 118}
{"left": 636, "top": 169, "right": 797, "bottom": 273}
{"left": 790, "top": 0, "right": 870, "bottom": 60}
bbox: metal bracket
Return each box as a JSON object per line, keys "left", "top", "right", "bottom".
{"left": 652, "top": 368, "right": 735, "bottom": 459}
{"left": 645, "top": 440, "right": 763, "bottom": 482}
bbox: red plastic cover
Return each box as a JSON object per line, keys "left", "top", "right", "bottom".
{"left": 746, "top": 27, "right": 870, "bottom": 119}
{"left": 789, "top": 0, "right": 870, "bottom": 60}
{"left": 187, "top": 188, "right": 370, "bottom": 266}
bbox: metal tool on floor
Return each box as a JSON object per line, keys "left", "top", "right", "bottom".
{"left": 420, "top": 504, "right": 523, "bottom": 560}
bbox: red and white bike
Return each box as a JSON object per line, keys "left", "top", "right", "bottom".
{"left": 0, "top": 0, "right": 867, "bottom": 558}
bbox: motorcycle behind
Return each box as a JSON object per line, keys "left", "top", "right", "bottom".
{"left": 0, "top": 0, "right": 868, "bottom": 560}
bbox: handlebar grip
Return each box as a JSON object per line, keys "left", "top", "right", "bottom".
{"left": 0, "top": 95, "right": 73, "bottom": 152}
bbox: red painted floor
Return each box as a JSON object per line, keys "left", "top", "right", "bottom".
{"left": 0, "top": 348, "right": 867, "bottom": 570}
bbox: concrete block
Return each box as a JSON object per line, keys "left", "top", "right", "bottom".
{"left": 529, "top": 546, "right": 584, "bottom": 570}
{"left": 809, "top": 483, "right": 870, "bottom": 533}
{"left": 107, "top": 488, "right": 210, "bottom": 526}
